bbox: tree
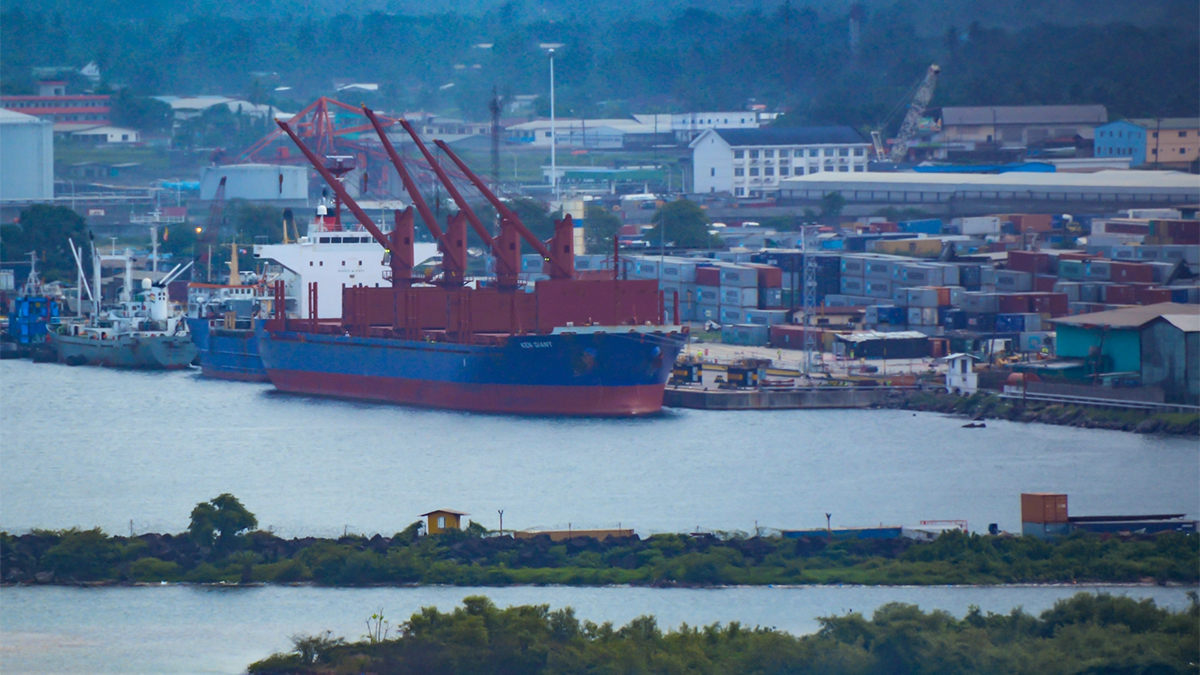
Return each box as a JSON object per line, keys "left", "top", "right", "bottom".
{"left": 583, "top": 203, "right": 622, "bottom": 252}
{"left": 0, "top": 204, "right": 90, "bottom": 282}
{"left": 819, "top": 191, "right": 846, "bottom": 220}
{"left": 109, "top": 90, "right": 173, "bottom": 134}
{"left": 646, "top": 199, "right": 716, "bottom": 249}
{"left": 188, "top": 494, "right": 257, "bottom": 551}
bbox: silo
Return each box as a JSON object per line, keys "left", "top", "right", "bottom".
{"left": 0, "top": 110, "right": 54, "bottom": 202}
{"left": 200, "top": 164, "right": 308, "bottom": 201}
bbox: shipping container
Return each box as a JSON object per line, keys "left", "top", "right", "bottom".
{"left": 1051, "top": 282, "right": 1081, "bottom": 303}
{"left": 895, "top": 264, "right": 945, "bottom": 287}
{"left": 997, "top": 294, "right": 1031, "bottom": 314}
{"left": 744, "top": 309, "right": 790, "bottom": 326}
{"left": 1021, "top": 493, "right": 1068, "bottom": 524}
{"left": 1109, "top": 261, "right": 1153, "bottom": 284}
{"left": 1085, "top": 260, "right": 1111, "bottom": 280}
{"left": 743, "top": 263, "right": 784, "bottom": 288}
{"left": 1101, "top": 284, "right": 1136, "bottom": 305}
{"left": 840, "top": 256, "right": 866, "bottom": 276}
{"left": 840, "top": 277, "right": 866, "bottom": 295}
{"left": 696, "top": 285, "right": 720, "bottom": 305}
{"left": 995, "top": 313, "right": 1042, "bottom": 333}
{"left": 720, "top": 307, "right": 746, "bottom": 324}
{"left": 823, "top": 294, "right": 873, "bottom": 307}
{"left": 958, "top": 216, "right": 1001, "bottom": 236}
{"left": 864, "top": 260, "right": 895, "bottom": 281}
{"left": 759, "top": 287, "right": 784, "bottom": 308}
{"left": 905, "top": 287, "right": 940, "bottom": 308}
{"left": 1030, "top": 293, "right": 1069, "bottom": 317}
{"left": 719, "top": 265, "right": 758, "bottom": 288}
{"left": 907, "top": 307, "right": 939, "bottom": 325}
{"left": 898, "top": 218, "right": 943, "bottom": 234}
{"left": 865, "top": 280, "right": 893, "bottom": 299}
{"left": 1033, "top": 275, "right": 1058, "bottom": 293}
{"left": 1058, "top": 259, "right": 1086, "bottom": 280}
{"left": 940, "top": 308, "right": 967, "bottom": 330}
{"left": 1136, "top": 287, "right": 1173, "bottom": 305}
{"left": 1008, "top": 251, "right": 1052, "bottom": 275}
{"left": 721, "top": 323, "right": 770, "bottom": 346}
{"left": 721, "top": 286, "right": 759, "bottom": 307}
{"left": 964, "top": 312, "right": 997, "bottom": 332}
{"left": 994, "top": 270, "right": 1033, "bottom": 292}
{"left": 963, "top": 292, "right": 1001, "bottom": 314}
{"left": 695, "top": 266, "right": 721, "bottom": 286}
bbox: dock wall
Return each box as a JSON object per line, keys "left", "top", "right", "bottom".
{"left": 664, "top": 386, "right": 895, "bottom": 410}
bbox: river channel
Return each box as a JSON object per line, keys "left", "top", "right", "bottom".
{"left": 2, "top": 584, "right": 1196, "bottom": 674}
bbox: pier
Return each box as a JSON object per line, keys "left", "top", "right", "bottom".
{"left": 663, "top": 384, "right": 903, "bottom": 410}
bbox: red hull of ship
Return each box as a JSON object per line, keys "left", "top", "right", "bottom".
{"left": 267, "top": 369, "right": 667, "bottom": 416}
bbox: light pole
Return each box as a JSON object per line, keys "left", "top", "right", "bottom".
{"left": 539, "top": 43, "right": 564, "bottom": 203}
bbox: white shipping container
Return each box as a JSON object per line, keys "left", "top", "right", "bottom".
{"left": 745, "top": 309, "right": 790, "bottom": 326}
{"left": 840, "top": 257, "right": 866, "bottom": 276}
{"left": 719, "top": 265, "right": 758, "bottom": 288}
{"left": 907, "top": 307, "right": 938, "bottom": 325}
{"left": 994, "top": 270, "right": 1033, "bottom": 291}
{"left": 864, "top": 260, "right": 894, "bottom": 281}
{"left": 721, "top": 286, "right": 759, "bottom": 307}
{"left": 958, "top": 216, "right": 1001, "bottom": 236}
{"left": 840, "top": 277, "right": 865, "bottom": 294}
{"left": 906, "top": 287, "right": 940, "bottom": 308}
{"left": 866, "top": 280, "right": 893, "bottom": 299}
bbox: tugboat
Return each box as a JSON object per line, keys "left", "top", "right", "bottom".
{"left": 1, "top": 253, "right": 61, "bottom": 360}
{"left": 47, "top": 245, "right": 197, "bottom": 369}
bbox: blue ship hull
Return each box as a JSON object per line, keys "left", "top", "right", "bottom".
{"left": 186, "top": 318, "right": 269, "bottom": 382}
{"left": 256, "top": 326, "right": 686, "bottom": 416}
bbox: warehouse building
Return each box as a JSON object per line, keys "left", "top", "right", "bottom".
{"left": 777, "top": 170, "right": 1200, "bottom": 213}
{"left": 690, "top": 127, "right": 871, "bottom": 199}
{"left": 0, "top": 109, "right": 54, "bottom": 202}
{"left": 1052, "top": 303, "right": 1200, "bottom": 404}
{"left": 933, "top": 105, "right": 1108, "bottom": 157}
{"left": 200, "top": 164, "right": 308, "bottom": 201}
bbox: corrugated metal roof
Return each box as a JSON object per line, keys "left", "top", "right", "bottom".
{"left": 1052, "top": 303, "right": 1200, "bottom": 330}
{"left": 1161, "top": 314, "right": 1200, "bottom": 333}
{"left": 942, "top": 105, "right": 1108, "bottom": 126}
{"left": 837, "top": 330, "right": 928, "bottom": 343}
{"left": 1127, "top": 118, "right": 1200, "bottom": 130}
{"left": 714, "top": 126, "right": 868, "bottom": 147}
{"left": 780, "top": 169, "right": 1200, "bottom": 193}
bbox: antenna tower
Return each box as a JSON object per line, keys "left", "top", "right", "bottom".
{"left": 802, "top": 225, "right": 818, "bottom": 374}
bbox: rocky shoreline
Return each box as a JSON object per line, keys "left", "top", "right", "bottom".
{"left": 888, "top": 390, "right": 1200, "bottom": 436}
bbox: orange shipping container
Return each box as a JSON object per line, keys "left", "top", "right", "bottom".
{"left": 1021, "top": 493, "right": 1068, "bottom": 524}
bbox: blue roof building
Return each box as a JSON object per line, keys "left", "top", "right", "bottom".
{"left": 1094, "top": 120, "right": 1147, "bottom": 166}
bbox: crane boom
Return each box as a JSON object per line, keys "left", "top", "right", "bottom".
{"left": 890, "top": 64, "right": 939, "bottom": 163}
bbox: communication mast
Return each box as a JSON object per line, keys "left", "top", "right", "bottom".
{"left": 801, "top": 225, "right": 818, "bottom": 374}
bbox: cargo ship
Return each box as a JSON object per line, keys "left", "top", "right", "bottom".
{"left": 255, "top": 108, "right": 686, "bottom": 416}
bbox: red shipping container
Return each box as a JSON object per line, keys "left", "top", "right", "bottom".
{"left": 997, "top": 294, "right": 1031, "bottom": 314}
{"left": 873, "top": 221, "right": 899, "bottom": 233}
{"left": 935, "top": 287, "right": 951, "bottom": 306}
{"left": 1009, "top": 250, "right": 1051, "bottom": 275}
{"left": 1031, "top": 293, "right": 1069, "bottom": 317}
{"left": 1109, "top": 262, "right": 1154, "bottom": 284}
{"left": 1058, "top": 252, "right": 1098, "bottom": 262}
{"left": 695, "top": 266, "right": 720, "bottom": 286}
{"left": 1033, "top": 275, "right": 1058, "bottom": 292}
{"left": 1136, "top": 287, "right": 1173, "bottom": 305}
{"left": 1014, "top": 214, "right": 1053, "bottom": 233}
{"left": 1101, "top": 284, "right": 1136, "bottom": 305}
{"left": 744, "top": 263, "right": 783, "bottom": 288}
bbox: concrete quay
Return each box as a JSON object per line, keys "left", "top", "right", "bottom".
{"left": 663, "top": 385, "right": 900, "bottom": 410}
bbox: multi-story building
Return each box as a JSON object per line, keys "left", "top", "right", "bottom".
{"left": 690, "top": 127, "right": 870, "bottom": 199}
{"left": 0, "top": 81, "right": 111, "bottom": 132}
{"left": 1093, "top": 118, "right": 1200, "bottom": 167}
{"left": 1093, "top": 120, "right": 1147, "bottom": 165}
{"left": 1132, "top": 118, "right": 1200, "bottom": 167}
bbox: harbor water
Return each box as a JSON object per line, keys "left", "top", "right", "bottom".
{"left": 2, "top": 584, "right": 1195, "bottom": 674}
{"left": 2, "top": 360, "right": 1196, "bottom": 537}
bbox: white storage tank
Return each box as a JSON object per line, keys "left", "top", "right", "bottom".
{"left": 0, "top": 110, "right": 53, "bottom": 202}
{"left": 200, "top": 164, "right": 307, "bottom": 201}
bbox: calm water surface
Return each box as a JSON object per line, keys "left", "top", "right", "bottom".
{"left": 2, "top": 360, "right": 1195, "bottom": 536}
{"left": 2, "top": 584, "right": 1195, "bottom": 674}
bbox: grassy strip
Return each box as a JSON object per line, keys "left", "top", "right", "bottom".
{"left": 247, "top": 592, "right": 1200, "bottom": 675}
{"left": 3, "top": 528, "right": 1196, "bottom": 587}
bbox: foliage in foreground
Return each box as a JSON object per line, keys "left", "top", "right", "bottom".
{"left": 3, "top": 525, "right": 1196, "bottom": 587}
{"left": 248, "top": 592, "right": 1200, "bottom": 675}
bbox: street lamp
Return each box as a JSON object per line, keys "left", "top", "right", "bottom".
{"left": 539, "top": 43, "right": 564, "bottom": 202}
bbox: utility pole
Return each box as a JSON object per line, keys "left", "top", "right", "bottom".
{"left": 549, "top": 49, "right": 558, "bottom": 202}
{"left": 497, "top": 509, "right": 504, "bottom": 536}
{"left": 801, "top": 224, "right": 818, "bottom": 374}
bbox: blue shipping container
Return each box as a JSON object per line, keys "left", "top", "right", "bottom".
{"left": 898, "top": 218, "right": 944, "bottom": 235}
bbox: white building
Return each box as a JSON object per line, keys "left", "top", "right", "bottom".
{"left": 690, "top": 127, "right": 870, "bottom": 198}
{"left": 507, "top": 118, "right": 668, "bottom": 149}
{"left": 942, "top": 353, "right": 979, "bottom": 395}
{"left": 656, "top": 111, "right": 764, "bottom": 142}
{"left": 153, "top": 96, "right": 293, "bottom": 123}
{"left": 0, "top": 109, "right": 54, "bottom": 202}
{"left": 200, "top": 164, "right": 308, "bottom": 201}
{"left": 70, "top": 125, "right": 141, "bottom": 144}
